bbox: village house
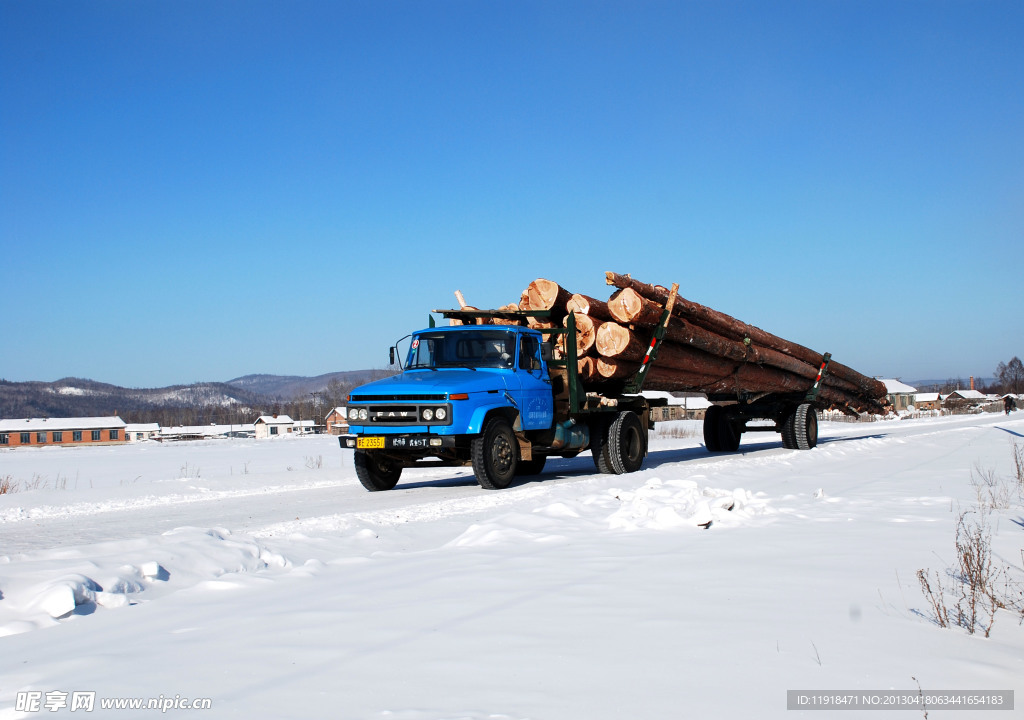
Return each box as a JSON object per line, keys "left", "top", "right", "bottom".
{"left": 253, "top": 414, "right": 295, "bottom": 439}
{"left": 913, "top": 393, "right": 942, "bottom": 411}
{"left": 0, "top": 416, "right": 128, "bottom": 448}
{"left": 880, "top": 379, "right": 918, "bottom": 412}
{"left": 324, "top": 407, "right": 349, "bottom": 435}
{"left": 943, "top": 389, "right": 987, "bottom": 412}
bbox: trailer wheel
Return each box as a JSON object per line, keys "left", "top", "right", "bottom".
{"left": 515, "top": 456, "right": 547, "bottom": 476}
{"left": 704, "top": 405, "right": 740, "bottom": 453}
{"left": 703, "top": 406, "right": 722, "bottom": 452}
{"left": 793, "top": 403, "right": 818, "bottom": 450}
{"left": 608, "top": 411, "right": 646, "bottom": 474}
{"left": 472, "top": 416, "right": 518, "bottom": 489}
{"left": 354, "top": 451, "right": 402, "bottom": 491}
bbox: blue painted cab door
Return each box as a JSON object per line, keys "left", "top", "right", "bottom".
{"left": 516, "top": 333, "right": 554, "bottom": 430}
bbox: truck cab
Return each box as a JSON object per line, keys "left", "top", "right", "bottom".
{"left": 341, "top": 324, "right": 565, "bottom": 490}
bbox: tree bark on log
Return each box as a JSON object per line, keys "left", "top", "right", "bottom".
{"left": 594, "top": 320, "right": 883, "bottom": 412}
{"left": 613, "top": 298, "right": 865, "bottom": 396}
{"left": 606, "top": 271, "right": 885, "bottom": 399}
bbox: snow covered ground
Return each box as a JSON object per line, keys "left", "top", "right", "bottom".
{"left": 1, "top": 414, "right": 1022, "bottom": 718}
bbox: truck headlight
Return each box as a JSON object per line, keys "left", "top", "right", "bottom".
{"left": 434, "top": 407, "right": 447, "bottom": 420}
{"left": 422, "top": 408, "right": 434, "bottom": 421}
{"left": 348, "top": 408, "right": 359, "bottom": 421}
{"left": 358, "top": 409, "right": 368, "bottom": 421}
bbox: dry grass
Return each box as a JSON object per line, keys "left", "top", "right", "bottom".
{"left": 918, "top": 442, "right": 1024, "bottom": 635}
{"left": 653, "top": 422, "right": 698, "bottom": 439}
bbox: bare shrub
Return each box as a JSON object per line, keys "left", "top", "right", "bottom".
{"left": 0, "top": 475, "right": 14, "bottom": 494}
{"left": 654, "top": 423, "right": 697, "bottom": 439}
{"left": 1013, "top": 441, "right": 1023, "bottom": 495}
{"left": 918, "top": 512, "right": 1007, "bottom": 637}
{"left": 970, "top": 464, "right": 1014, "bottom": 511}
{"left": 953, "top": 512, "right": 1001, "bottom": 637}
{"left": 304, "top": 455, "right": 324, "bottom": 470}
{"left": 917, "top": 568, "right": 949, "bottom": 628}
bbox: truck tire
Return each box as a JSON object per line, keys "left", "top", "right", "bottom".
{"left": 590, "top": 418, "right": 615, "bottom": 474}
{"left": 607, "top": 410, "right": 646, "bottom": 474}
{"left": 780, "top": 410, "right": 797, "bottom": 449}
{"left": 703, "top": 405, "right": 722, "bottom": 452}
{"left": 515, "top": 456, "right": 547, "bottom": 476}
{"left": 354, "top": 451, "right": 401, "bottom": 491}
{"left": 704, "top": 405, "right": 740, "bottom": 453}
{"left": 792, "top": 403, "right": 818, "bottom": 450}
{"left": 472, "top": 416, "right": 518, "bottom": 489}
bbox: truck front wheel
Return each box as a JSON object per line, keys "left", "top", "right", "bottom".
{"left": 472, "top": 417, "right": 518, "bottom": 489}
{"left": 354, "top": 451, "right": 402, "bottom": 491}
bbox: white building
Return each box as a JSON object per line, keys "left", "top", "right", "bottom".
{"left": 292, "top": 420, "right": 316, "bottom": 435}
{"left": 125, "top": 423, "right": 161, "bottom": 442}
{"left": 254, "top": 415, "right": 295, "bottom": 439}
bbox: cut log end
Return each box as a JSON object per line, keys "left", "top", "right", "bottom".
{"left": 526, "top": 278, "right": 572, "bottom": 312}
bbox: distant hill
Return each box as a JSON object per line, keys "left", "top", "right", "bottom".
{"left": 0, "top": 377, "right": 266, "bottom": 420}
{"left": 225, "top": 370, "right": 385, "bottom": 399}
{"left": 0, "top": 370, "right": 390, "bottom": 423}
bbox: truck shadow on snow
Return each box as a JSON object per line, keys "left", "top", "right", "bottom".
{"left": 392, "top": 432, "right": 891, "bottom": 490}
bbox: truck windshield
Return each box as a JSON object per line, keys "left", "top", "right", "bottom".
{"left": 406, "top": 330, "right": 516, "bottom": 370}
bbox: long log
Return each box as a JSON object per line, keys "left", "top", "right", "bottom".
{"left": 596, "top": 356, "right": 882, "bottom": 413}
{"left": 526, "top": 279, "right": 573, "bottom": 315}
{"left": 608, "top": 294, "right": 865, "bottom": 396}
{"left": 607, "top": 287, "right": 664, "bottom": 325}
{"left": 594, "top": 321, "right": 884, "bottom": 412}
{"left": 594, "top": 321, "right": 651, "bottom": 361}
{"left": 578, "top": 356, "right": 598, "bottom": 382}
{"left": 606, "top": 272, "right": 885, "bottom": 399}
{"left": 565, "top": 313, "right": 600, "bottom": 357}
{"left": 566, "top": 293, "right": 613, "bottom": 320}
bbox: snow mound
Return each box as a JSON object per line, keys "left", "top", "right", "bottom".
{"left": 447, "top": 513, "right": 568, "bottom": 548}
{"left": 595, "top": 478, "right": 759, "bottom": 531}
{"left": 0, "top": 527, "right": 292, "bottom": 636}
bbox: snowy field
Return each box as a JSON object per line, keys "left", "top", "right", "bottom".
{"left": 2, "top": 413, "right": 1023, "bottom": 719}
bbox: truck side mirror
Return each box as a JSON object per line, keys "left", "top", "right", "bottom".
{"left": 389, "top": 347, "right": 396, "bottom": 366}
{"left": 541, "top": 342, "right": 553, "bottom": 362}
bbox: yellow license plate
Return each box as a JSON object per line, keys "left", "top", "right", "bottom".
{"left": 356, "top": 436, "right": 386, "bottom": 449}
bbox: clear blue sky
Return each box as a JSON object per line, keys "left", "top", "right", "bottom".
{"left": 2, "top": 1, "right": 1022, "bottom": 388}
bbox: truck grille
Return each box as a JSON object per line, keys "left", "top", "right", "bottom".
{"left": 354, "top": 403, "right": 453, "bottom": 426}
{"left": 352, "top": 394, "right": 447, "bottom": 402}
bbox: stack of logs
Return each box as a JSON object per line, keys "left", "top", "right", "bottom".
{"left": 453, "top": 274, "right": 887, "bottom": 414}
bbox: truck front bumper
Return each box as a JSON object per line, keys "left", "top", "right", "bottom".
{"left": 339, "top": 433, "right": 458, "bottom": 451}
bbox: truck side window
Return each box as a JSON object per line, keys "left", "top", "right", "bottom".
{"left": 519, "top": 335, "right": 540, "bottom": 371}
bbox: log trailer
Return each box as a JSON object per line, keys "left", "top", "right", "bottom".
{"left": 340, "top": 284, "right": 837, "bottom": 491}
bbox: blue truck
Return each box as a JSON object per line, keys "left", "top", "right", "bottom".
{"left": 339, "top": 299, "right": 686, "bottom": 491}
